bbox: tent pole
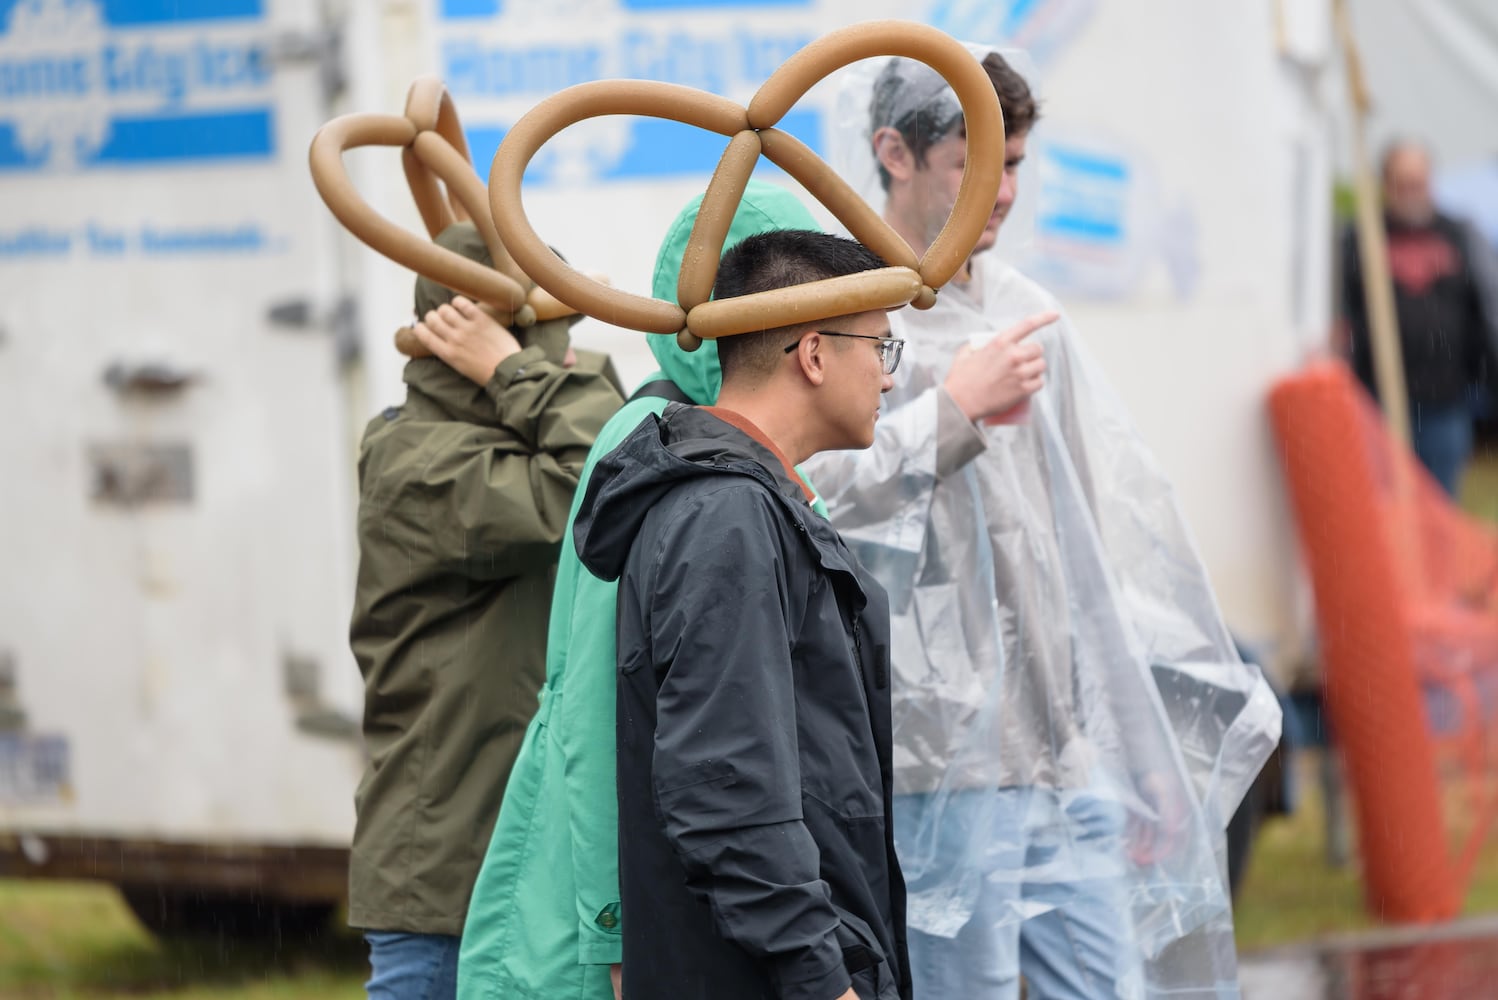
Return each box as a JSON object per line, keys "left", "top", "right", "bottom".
{"left": 1334, "top": 0, "right": 1411, "bottom": 448}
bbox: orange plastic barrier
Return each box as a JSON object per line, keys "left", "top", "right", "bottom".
{"left": 1270, "top": 361, "right": 1498, "bottom": 922}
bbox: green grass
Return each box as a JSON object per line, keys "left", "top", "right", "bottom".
{"left": 4, "top": 787, "right": 1498, "bottom": 989}
{"left": 1233, "top": 752, "right": 1498, "bottom": 952}
{"left": 1232, "top": 756, "right": 1377, "bottom": 950}
{"left": 1459, "top": 447, "right": 1498, "bottom": 524}
{"left": 0, "top": 880, "right": 365, "bottom": 999}
{"left": 1228, "top": 450, "right": 1498, "bottom": 952}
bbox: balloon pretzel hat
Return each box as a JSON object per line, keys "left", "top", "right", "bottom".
{"left": 488, "top": 20, "right": 1005, "bottom": 352}
{"left": 308, "top": 76, "right": 584, "bottom": 357}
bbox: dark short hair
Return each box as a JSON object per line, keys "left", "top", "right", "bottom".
{"left": 872, "top": 52, "right": 1041, "bottom": 190}
{"left": 711, "top": 229, "right": 885, "bottom": 384}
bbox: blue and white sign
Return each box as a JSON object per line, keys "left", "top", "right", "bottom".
{"left": 0, "top": 0, "right": 275, "bottom": 171}
{"left": 1023, "top": 134, "right": 1199, "bottom": 300}
{"left": 438, "top": 0, "right": 823, "bottom": 184}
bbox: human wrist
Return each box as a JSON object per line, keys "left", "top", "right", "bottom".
{"left": 935, "top": 387, "right": 988, "bottom": 475}
{"left": 472, "top": 341, "right": 523, "bottom": 386}
{"left": 942, "top": 377, "right": 982, "bottom": 423}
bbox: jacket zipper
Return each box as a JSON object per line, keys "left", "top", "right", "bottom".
{"left": 850, "top": 617, "right": 870, "bottom": 712}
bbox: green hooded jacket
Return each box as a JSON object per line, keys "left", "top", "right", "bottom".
{"left": 458, "top": 181, "right": 824, "bottom": 999}
{"left": 348, "top": 225, "right": 623, "bottom": 936}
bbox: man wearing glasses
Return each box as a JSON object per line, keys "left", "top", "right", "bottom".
{"left": 572, "top": 228, "right": 913, "bottom": 1000}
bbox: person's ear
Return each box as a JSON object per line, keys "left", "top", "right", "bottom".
{"left": 873, "top": 127, "right": 915, "bottom": 183}
{"left": 791, "top": 329, "right": 829, "bottom": 387}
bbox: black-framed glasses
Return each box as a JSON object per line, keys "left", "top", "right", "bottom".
{"left": 784, "top": 331, "right": 905, "bottom": 375}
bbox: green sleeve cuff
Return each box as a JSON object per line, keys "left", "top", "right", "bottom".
{"left": 484, "top": 344, "right": 550, "bottom": 402}
{"left": 577, "top": 902, "right": 623, "bottom": 965}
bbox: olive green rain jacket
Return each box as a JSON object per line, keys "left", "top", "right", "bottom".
{"left": 457, "top": 181, "right": 823, "bottom": 999}
{"left": 348, "top": 258, "right": 623, "bottom": 935}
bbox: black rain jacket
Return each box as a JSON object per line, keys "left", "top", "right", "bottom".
{"left": 574, "top": 404, "right": 910, "bottom": 1000}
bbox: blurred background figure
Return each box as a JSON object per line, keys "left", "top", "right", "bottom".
{"left": 1339, "top": 139, "right": 1498, "bottom": 496}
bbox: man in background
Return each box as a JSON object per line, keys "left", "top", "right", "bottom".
{"left": 1342, "top": 139, "right": 1498, "bottom": 495}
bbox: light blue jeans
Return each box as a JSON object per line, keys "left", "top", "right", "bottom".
{"left": 365, "top": 931, "right": 461, "bottom": 1000}
{"left": 894, "top": 787, "right": 1142, "bottom": 1000}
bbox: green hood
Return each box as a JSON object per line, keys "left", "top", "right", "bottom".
{"left": 648, "top": 179, "right": 820, "bottom": 404}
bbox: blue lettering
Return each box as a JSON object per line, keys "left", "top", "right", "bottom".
{"left": 0, "top": 54, "right": 92, "bottom": 99}
{"left": 738, "top": 32, "right": 811, "bottom": 80}
{"left": 105, "top": 43, "right": 193, "bottom": 106}
{"left": 443, "top": 41, "right": 601, "bottom": 97}
{"left": 139, "top": 223, "right": 267, "bottom": 254}
{"left": 677, "top": 33, "right": 729, "bottom": 93}
{"left": 443, "top": 42, "right": 482, "bottom": 94}
{"left": 619, "top": 31, "right": 727, "bottom": 92}
{"left": 618, "top": 31, "right": 658, "bottom": 81}
{"left": 86, "top": 224, "right": 128, "bottom": 255}
{"left": 66, "top": 39, "right": 273, "bottom": 109}
{"left": 244, "top": 43, "right": 272, "bottom": 85}
{"left": 0, "top": 227, "right": 72, "bottom": 257}
{"left": 194, "top": 40, "right": 272, "bottom": 90}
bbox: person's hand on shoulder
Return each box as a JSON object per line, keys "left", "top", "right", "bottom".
{"left": 412, "top": 295, "right": 523, "bottom": 386}
{"left": 943, "top": 311, "right": 1056, "bottom": 424}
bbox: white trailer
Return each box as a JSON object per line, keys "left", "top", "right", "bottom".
{"left": 0, "top": 0, "right": 1328, "bottom": 931}
{"left": 0, "top": 0, "right": 365, "bottom": 931}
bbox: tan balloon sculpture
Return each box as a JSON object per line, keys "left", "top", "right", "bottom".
{"left": 308, "top": 76, "right": 585, "bottom": 358}
{"left": 311, "top": 21, "right": 1004, "bottom": 356}
{"left": 488, "top": 20, "right": 1003, "bottom": 351}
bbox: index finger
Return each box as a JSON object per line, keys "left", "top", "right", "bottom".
{"left": 996, "top": 310, "right": 1060, "bottom": 346}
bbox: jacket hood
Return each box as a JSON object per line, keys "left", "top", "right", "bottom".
{"left": 414, "top": 222, "right": 495, "bottom": 317}
{"left": 647, "top": 179, "right": 820, "bottom": 404}
{"left": 574, "top": 404, "right": 809, "bottom": 582}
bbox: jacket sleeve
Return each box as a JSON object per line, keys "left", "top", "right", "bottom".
{"left": 643, "top": 488, "right": 852, "bottom": 1000}
{"left": 802, "top": 385, "right": 985, "bottom": 534}
{"left": 421, "top": 346, "right": 621, "bottom": 580}
{"left": 554, "top": 403, "right": 664, "bottom": 968}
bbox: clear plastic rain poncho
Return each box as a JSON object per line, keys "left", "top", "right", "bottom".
{"left": 802, "top": 50, "right": 1283, "bottom": 997}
